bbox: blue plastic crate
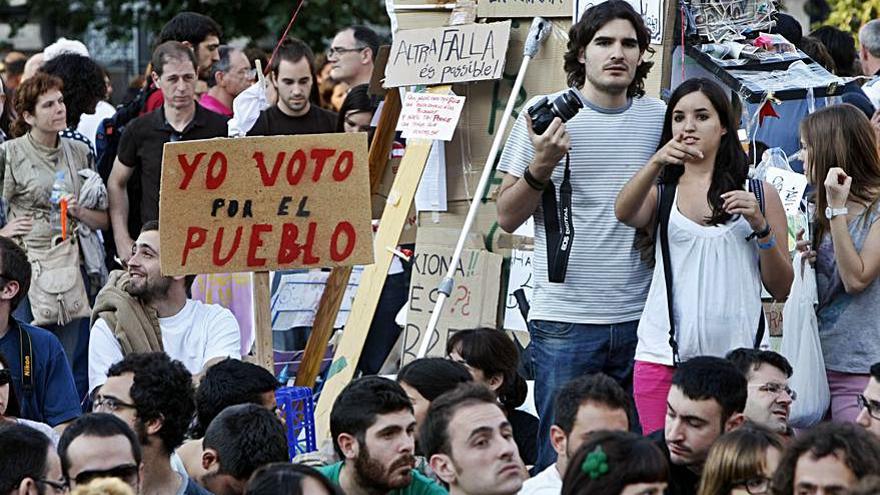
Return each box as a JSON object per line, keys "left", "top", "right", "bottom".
{"left": 275, "top": 386, "right": 317, "bottom": 460}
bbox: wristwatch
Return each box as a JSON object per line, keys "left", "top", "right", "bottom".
{"left": 825, "top": 206, "right": 848, "bottom": 219}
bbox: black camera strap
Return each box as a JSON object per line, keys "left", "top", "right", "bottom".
{"left": 12, "top": 318, "right": 35, "bottom": 399}
{"left": 542, "top": 153, "right": 574, "bottom": 283}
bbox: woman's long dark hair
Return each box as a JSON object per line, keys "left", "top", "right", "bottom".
{"left": 659, "top": 78, "right": 749, "bottom": 226}
{"left": 446, "top": 328, "right": 528, "bottom": 411}
{"left": 0, "top": 351, "right": 21, "bottom": 418}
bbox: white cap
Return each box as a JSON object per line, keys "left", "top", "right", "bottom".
{"left": 44, "top": 38, "right": 90, "bottom": 61}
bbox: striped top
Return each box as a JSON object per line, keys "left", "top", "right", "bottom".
{"left": 498, "top": 89, "right": 666, "bottom": 324}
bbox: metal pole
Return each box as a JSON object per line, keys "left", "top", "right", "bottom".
{"left": 416, "top": 17, "right": 552, "bottom": 359}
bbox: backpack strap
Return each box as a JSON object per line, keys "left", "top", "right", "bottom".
{"left": 656, "top": 182, "right": 680, "bottom": 365}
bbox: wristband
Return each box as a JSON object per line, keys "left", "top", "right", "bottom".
{"left": 746, "top": 223, "right": 772, "bottom": 241}
{"left": 757, "top": 236, "right": 776, "bottom": 250}
{"left": 523, "top": 167, "right": 547, "bottom": 191}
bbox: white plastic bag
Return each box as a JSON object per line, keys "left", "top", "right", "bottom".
{"left": 779, "top": 252, "right": 830, "bottom": 427}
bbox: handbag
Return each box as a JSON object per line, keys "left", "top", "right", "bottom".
{"left": 26, "top": 140, "right": 91, "bottom": 326}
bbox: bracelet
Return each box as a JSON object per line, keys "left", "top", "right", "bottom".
{"left": 746, "top": 223, "right": 772, "bottom": 241}
{"left": 757, "top": 236, "right": 777, "bottom": 250}
{"left": 522, "top": 167, "right": 547, "bottom": 191}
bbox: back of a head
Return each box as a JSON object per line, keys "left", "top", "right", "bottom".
{"left": 58, "top": 413, "right": 142, "bottom": 480}
{"left": 71, "top": 477, "right": 136, "bottom": 495}
{"left": 672, "top": 356, "right": 747, "bottom": 421}
{"left": 554, "top": 373, "right": 632, "bottom": 434}
{"left": 697, "top": 424, "right": 784, "bottom": 495}
{"left": 157, "top": 11, "right": 222, "bottom": 47}
{"left": 107, "top": 352, "right": 195, "bottom": 454}
{"left": 796, "top": 36, "right": 837, "bottom": 73}
{"left": 447, "top": 328, "right": 528, "bottom": 410}
{"left": 330, "top": 376, "right": 413, "bottom": 458}
{"left": 348, "top": 25, "right": 381, "bottom": 61}
{"left": 726, "top": 348, "right": 793, "bottom": 379}
{"left": 419, "top": 383, "right": 499, "bottom": 458}
{"left": 244, "top": 462, "right": 342, "bottom": 495}
{"left": 203, "top": 404, "right": 289, "bottom": 481}
{"left": 194, "top": 357, "right": 279, "bottom": 438}
{"left": 0, "top": 235, "right": 31, "bottom": 310}
{"left": 561, "top": 430, "right": 668, "bottom": 495}
{"left": 770, "top": 13, "right": 803, "bottom": 46}
{"left": 810, "top": 26, "right": 857, "bottom": 76}
{"left": 773, "top": 422, "right": 880, "bottom": 495}
{"left": 397, "top": 357, "right": 473, "bottom": 402}
{"left": 4, "top": 52, "right": 27, "bottom": 77}
{"left": 860, "top": 20, "right": 880, "bottom": 60}
{"left": 40, "top": 53, "right": 106, "bottom": 127}
{"left": 0, "top": 423, "right": 52, "bottom": 494}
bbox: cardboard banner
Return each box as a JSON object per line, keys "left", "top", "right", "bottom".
{"left": 573, "top": 0, "right": 665, "bottom": 44}
{"left": 401, "top": 245, "right": 502, "bottom": 364}
{"left": 385, "top": 21, "right": 511, "bottom": 87}
{"left": 478, "top": 0, "right": 571, "bottom": 18}
{"left": 159, "top": 134, "right": 374, "bottom": 276}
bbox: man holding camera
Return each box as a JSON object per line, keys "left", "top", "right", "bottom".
{"left": 496, "top": 0, "right": 665, "bottom": 471}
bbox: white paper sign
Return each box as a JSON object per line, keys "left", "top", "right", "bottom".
{"left": 573, "top": 0, "right": 664, "bottom": 45}
{"left": 398, "top": 92, "right": 466, "bottom": 141}
{"left": 270, "top": 267, "right": 363, "bottom": 330}
{"left": 503, "top": 249, "right": 534, "bottom": 332}
{"left": 415, "top": 141, "right": 448, "bottom": 211}
{"left": 765, "top": 168, "right": 808, "bottom": 216}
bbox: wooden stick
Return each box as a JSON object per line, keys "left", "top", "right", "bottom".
{"left": 252, "top": 272, "right": 273, "bottom": 372}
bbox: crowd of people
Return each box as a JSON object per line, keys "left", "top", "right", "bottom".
{"left": 2, "top": 1, "right": 880, "bottom": 494}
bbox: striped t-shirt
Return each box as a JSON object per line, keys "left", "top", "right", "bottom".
{"left": 498, "top": 89, "right": 665, "bottom": 324}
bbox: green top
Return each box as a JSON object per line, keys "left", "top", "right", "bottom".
{"left": 317, "top": 461, "right": 447, "bottom": 495}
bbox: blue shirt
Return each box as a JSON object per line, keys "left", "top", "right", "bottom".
{"left": 0, "top": 318, "right": 81, "bottom": 426}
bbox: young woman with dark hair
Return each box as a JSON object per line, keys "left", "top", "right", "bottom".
{"left": 615, "top": 78, "right": 792, "bottom": 434}
{"left": 245, "top": 463, "right": 342, "bottom": 495}
{"left": 561, "top": 430, "right": 668, "bottom": 495}
{"left": 397, "top": 357, "right": 472, "bottom": 438}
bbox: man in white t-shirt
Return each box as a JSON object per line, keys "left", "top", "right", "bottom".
{"left": 521, "top": 374, "right": 630, "bottom": 494}
{"left": 88, "top": 220, "right": 241, "bottom": 393}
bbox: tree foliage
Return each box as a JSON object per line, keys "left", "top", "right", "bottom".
{"left": 820, "top": 0, "right": 880, "bottom": 35}
{"left": 0, "top": 0, "right": 390, "bottom": 52}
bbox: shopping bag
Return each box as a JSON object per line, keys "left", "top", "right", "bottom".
{"left": 779, "top": 252, "right": 830, "bottom": 427}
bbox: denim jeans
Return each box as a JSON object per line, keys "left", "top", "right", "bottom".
{"left": 529, "top": 319, "right": 639, "bottom": 472}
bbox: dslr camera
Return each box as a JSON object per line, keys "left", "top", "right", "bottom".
{"left": 527, "top": 89, "right": 583, "bottom": 135}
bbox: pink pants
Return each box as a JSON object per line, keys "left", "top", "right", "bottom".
{"left": 826, "top": 370, "right": 870, "bottom": 423}
{"left": 633, "top": 360, "right": 676, "bottom": 435}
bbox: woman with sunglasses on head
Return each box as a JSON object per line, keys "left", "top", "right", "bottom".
{"left": 796, "top": 103, "right": 880, "bottom": 423}
{"left": 697, "top": 424, "right": 783, "bottom": 495}
{"left": 0, "top": 351, "right": 59, "bottom": 445}
{"left": 615, "top": 78, "right": 793, "bottom": 434}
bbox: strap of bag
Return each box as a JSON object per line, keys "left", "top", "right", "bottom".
{"left": 656, "top": 182, "right": 680, "bottom": 365}
{"left": 749, "top": 177, "right": 767, "bottom": 349}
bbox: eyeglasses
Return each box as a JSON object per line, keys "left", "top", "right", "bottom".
{"left": 92, "top": 395, "right": 137, "bottom": 413}
{"left": 0, "top": 369, "right": 11, "bottom": 386}
{"left": 325, "top": 46, "right": 367, "bottom": 59}
{"left": 858, "top": 394, "right": 880, "bottom": 420}
{"left": 732, "top": 476, "right": 771, "bottom": 494}
{"left": 73, "top": 464, "right": 139, "bottom": 487}
{"left": 37, "top": 478, "right": 69, "bottom": 493}
{"left": 757, "top": 382, "right": 797, "bottom": 401}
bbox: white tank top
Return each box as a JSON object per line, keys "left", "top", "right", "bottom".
{"left": 635, "top": 190, "right": 768, "bottom": 366}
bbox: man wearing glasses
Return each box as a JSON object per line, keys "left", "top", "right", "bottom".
{"left": 327, "top": 26, "right": 380, "bottom": 87}
{"left": 0, "top": 423, "right": 67, "bottom": 494}
{"left": 57, "top": 413, "right": 142, "bottom": 493}
{"left": 200, "top": 46, "right": 255, "bottom": 118}
{"left": 93, "top": 352, "right": 211, "bottom": 494}
{"left": 858, "top": 362, "right": 880, "bottom": 437}
{"left": 727, "top": 349, "right": 795, "bottom": 438}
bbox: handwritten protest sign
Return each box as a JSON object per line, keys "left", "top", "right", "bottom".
{"left": 401, "top": 245, "right": 502, "bottom": 364}
{"left": 573, "top": 0, "right": 664, "bottom": 44}
{"left": 765, "top": 168, "right": 808, "bottom": 216}
{"left": 159, "top": 134, "right": 374, "bottom": 276}
{"left": 398, "top": 92, "right": 466, "bottom": 141}
{"left": 503, "top": 249, "right": 533, "bottom": 332}
{"left": 385, "top": 21, "right": 511, "bottom": 87}
{"left": 478, "top": 0, "right": 571, "bottom": 18}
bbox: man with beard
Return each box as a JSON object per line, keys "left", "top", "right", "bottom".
{"left": 199, "top": 404, "right": 289, "bottom": 495}
{"left": 420, "top": 383, "right": 527, "bottom": 495}
{"left": 57, "top": 413, "right": 144, "bottom": 493}
{"left": 726, "top": 348, "right": 795, "bottom": 438}
{"left": 247, "top": 37, "right": 337, "bottom": 137}
{"left": 93, "top": 352, "right": 209, "bottom": 494}
{"left": 319, "top": 376, "right": 445, "bottom": 495}
{"left": 88, "top": 221, "right": 241, "bottom": 393}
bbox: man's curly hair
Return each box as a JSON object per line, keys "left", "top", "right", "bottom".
{"left": 108, "top": 352, "right": 195, "bottom": 455}
{"left": 40, "top": 53, "right": 106, "bottom": 128}
{"left": 564, "top": 0, "right": 654, "bottom": 98}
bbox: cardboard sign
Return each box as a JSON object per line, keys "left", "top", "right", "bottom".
{"left": 401, "top": 245, "right": 502, "bottom": 364}
{"left": 765, "top": 168, "right": 808, "bottom": 216}
{"left": 398, "top": 92, "right": 466, "bottom": 141}
{"left": 503, "top": 249, "right": 533, "bottom": 331}
{"left": 478, "top": 0, "right": 571, "bottom": 18}
{"left": 573, "top": 0, "right": 664, "bottom": 44}
{"left": 159, "top": 134, "right": 374, "bottom": 276}
{"left": 270, "top": 267, "right": 363, "bottom": 330}
{"left": 385, "top": 21, "right": 511, "bottom": 87}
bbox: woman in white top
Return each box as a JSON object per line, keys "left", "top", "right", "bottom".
{"left": 615, "top": 78, "right": 792, "bottom": 434}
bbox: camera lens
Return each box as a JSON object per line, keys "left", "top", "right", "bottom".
{"left": 552, "top": 90, "right": 584, "bottom": 122}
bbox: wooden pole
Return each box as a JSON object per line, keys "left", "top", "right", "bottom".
{"left": 660, "top": 0, "right": 680, "bottom": 92}
{"left": 252, "top": 272, "right": 273, "bottom": 372}
{"left": 293, "top": 88, "right": 403, "bottom": 389}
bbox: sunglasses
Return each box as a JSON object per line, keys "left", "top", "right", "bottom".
{"left": 0, "top": 369, "right": 11, "bottom": 386}
{"left": 73, "top": 464, "right": 139, "bottom": 487}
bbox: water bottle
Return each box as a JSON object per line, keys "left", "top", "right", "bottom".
{"left": 49, "top": 171, "right": 67, "bottom": 233}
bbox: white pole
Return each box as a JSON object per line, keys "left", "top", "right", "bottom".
{"left": 416, "top": 17, "right": 552, "bottom": 359}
